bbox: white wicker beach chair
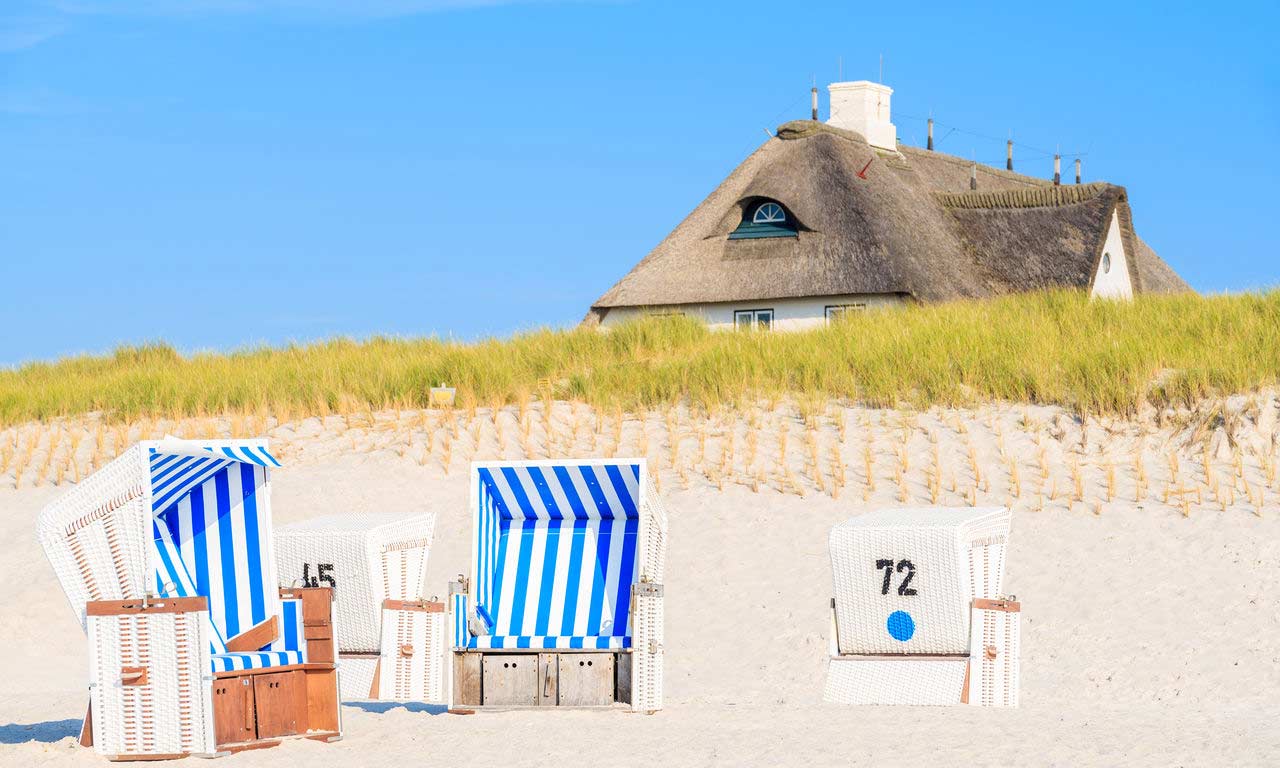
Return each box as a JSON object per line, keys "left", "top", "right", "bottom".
{"left": 274, "top": 513, "right": 446, "bottom": 703}
{"left": 824, "top": 507, "right": 1020, "bottom": 707}
{"left": 37, "top": 439, "right": 342, "bottom": 760}
{"left": 449, "top": 459, "right": 668, "bottom": 712}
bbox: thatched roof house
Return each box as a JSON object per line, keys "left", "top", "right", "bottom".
{"left": 588, "top": 80, "right": 1189, "bottom": 330}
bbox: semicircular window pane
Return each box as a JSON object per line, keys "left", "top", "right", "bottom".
{"left": 752, "top": 202, "right": 785, "bottom": 224}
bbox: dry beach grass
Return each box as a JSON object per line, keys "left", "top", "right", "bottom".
{"left": 2, "top": 290, "right": 1278, "bottom": 426}
{"left": 3, "top": 390, "right": 1278, "bottom": 517}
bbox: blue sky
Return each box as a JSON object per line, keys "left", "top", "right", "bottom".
{"left": 2, "top": 1, "right": 1276, "bottom": 366}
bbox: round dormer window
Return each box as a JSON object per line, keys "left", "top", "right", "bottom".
{"left": 729, "top": 199, "right": 797, "bottom": 240}
{"left": 752, "top": 202, "right": 786, "bottom": 224}
{"left": 1102, "top": 253, "right": 1112, "bottom": 274}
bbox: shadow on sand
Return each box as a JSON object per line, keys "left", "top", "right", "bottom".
{"left": 0, "top": 718, "right": 81, "bottom": 745}
{"left": 343, "top": 701, "right": 448, "bottom": 716}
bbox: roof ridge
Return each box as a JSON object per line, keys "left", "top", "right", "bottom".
{"left": 775, "top": 120, "right": 868, "bottom": 144}
{"left": 898, "top": 145, "right": 1052, "bottom": 187}
{"left": 936, "top": 182, "right": 1112, "bottom": 210}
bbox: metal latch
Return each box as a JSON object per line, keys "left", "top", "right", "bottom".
{"left": 634, "top": 583, "right": 664, "bottom": 598}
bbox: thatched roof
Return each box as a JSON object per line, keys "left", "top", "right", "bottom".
{"left": 589, "top": 120, "right": 1189, "bottom": 317}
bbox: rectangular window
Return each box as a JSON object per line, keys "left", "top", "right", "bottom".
{"left": 734, "top": 309, "right": 775, "bottom": 330}
{"left": 825, "top": 304, "right": 866, "bottom": 323}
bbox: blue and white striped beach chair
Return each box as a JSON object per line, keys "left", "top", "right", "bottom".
{"left": 449, "top": 459, "right": 668, "bottom": 712}
{"left": 38, "top": 438, "right": 342, "bottom": 760}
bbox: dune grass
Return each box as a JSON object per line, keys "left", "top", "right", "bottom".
{"left": 1, "top": 290, "right": 1277, "bottom": 426}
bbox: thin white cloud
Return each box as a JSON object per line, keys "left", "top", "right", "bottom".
{"left": 48, "top": 0, "right": 576, "bottom": 18}
{"left": 0, "top": 18, "right": 64, "bottom": 51}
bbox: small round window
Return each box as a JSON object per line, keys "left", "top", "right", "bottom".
{"left": 752, "top": 202, "right": 786, "bottom": 224}
{"left": 1102, "top": 253, "right": 1112, "bottom": 274}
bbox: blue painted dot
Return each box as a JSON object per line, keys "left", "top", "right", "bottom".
{"left": 886, "top": 610, "right": 915, "bottom": 642}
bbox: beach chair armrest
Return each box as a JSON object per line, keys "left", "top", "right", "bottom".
{"left": 279, "top": 587, "right": 335, "bottom": 663}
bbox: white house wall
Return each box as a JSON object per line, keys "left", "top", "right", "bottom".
{"left": 1091, "top": 211, "right": 1134, "bottom": 300}
{"left": 598, "top": 294, "right": 906, "bottom": 332}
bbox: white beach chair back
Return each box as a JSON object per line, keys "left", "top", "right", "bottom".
{"left": 828, "top": 507, "right": 1011, "bottom": 655}
{"left": 274, "top": 513, "right": 436, "bottom": 654}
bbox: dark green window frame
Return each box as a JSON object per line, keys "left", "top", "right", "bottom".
{"left": 729, "top": 200, "right": 798, "bottom": 240}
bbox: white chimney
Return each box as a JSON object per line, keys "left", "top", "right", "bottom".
{"left": 827, "top": 80, "right": 897, "bottom": 151}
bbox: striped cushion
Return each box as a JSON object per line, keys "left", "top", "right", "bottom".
{"left": 212, "top": 651, "right": 304, "bottom": 673}
{"left": 464, "top": 462, "right": 641, "bottom": 650}
{"left": 466, "top": 635, "right": 631, "bottom": 650}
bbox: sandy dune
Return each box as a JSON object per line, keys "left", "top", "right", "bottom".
{"left": 2, "top": 398, "right": 1278, "bottom": 766}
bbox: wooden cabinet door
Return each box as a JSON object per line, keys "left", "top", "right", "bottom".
{"left": 253, "top": 670, "right": 307, "bottom": 739}
{"left": 558, "top": 653, "right": 615, "bottom": 706}
{"left": 453, "top": 653, "right": 482, "bottom": 707}
{"left": 481, "top": 654, "right": 538, "bottom": 706}
{"left": 212, "top": 677, "right": 256, "bottom": 745}
{"left": 305, "top": 668, "right": 340, "bottom": 733}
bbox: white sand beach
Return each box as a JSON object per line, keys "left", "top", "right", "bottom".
{"left": 2, "top": 397, "right": 1278, "bottom": 766}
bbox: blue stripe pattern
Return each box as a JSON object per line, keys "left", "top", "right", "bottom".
{"left": 462, "top": 462, "right": 641, "bottom": 650}
{"left": 452, "top": 593, "right": 469, "bottom": 649}
{"left": 470, "top": 635, "right": 631, "bottom": 650}
{"left": 269, "top": 598, "right": 307, "bottom": 658}
{"left": 148, "top": 443, "right": 281, "bottom": 514}
{"left": 148, "top": 442, "right": 290, "bottom": 671}
{"left": 211, "top": 651, "right": 304, "bottom": 673}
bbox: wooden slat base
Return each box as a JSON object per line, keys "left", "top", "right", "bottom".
{"left": 218, "top": 730, "right": 342, "bottom": 754}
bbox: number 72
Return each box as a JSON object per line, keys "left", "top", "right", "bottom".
{"left": 875, "top": 559, "right": 917, "bottom": 595}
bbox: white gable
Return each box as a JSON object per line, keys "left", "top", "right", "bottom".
{"left": 1091, "top": 210, "right": 1133, "bottom": 300}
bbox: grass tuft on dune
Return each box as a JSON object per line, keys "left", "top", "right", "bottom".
{"left": 2, "top": 290, "right": 1277, "bottom": 425}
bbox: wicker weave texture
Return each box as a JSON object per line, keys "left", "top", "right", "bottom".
{"left": 969, "top": 604, "right": 1020, "bottom": 707}
{"left": 378, "top": 608, "right": 447, "bottom": 703}
{"left": 337, "top": 655, "right": 380, "bottom": 701}
{"left": 87, "top": 609, "right": 214, "bottom": 757}
{"left": 829, "top": 507, "right": 1010, "bottom": 655}
{"left": 823, "top": 656, "right": 967, "bottom": 706}
{"left": 38, "top": 446, "right": 149, "bottom": 631}
{"left": 275, "top": 513, "right": 436, "bottom": 654}
{"left": 631, "top": 590, "right": 664, "bottom": 713}
{"left": 639, "top": 474, "right": 669, "bottom": 585}
{"left": 632, "top": 472, "right": 668, "bottom": 712}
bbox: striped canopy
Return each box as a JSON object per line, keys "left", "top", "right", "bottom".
{"left": 148, "top": 440, "right": 288, "bottom": 667}
{"left": 466, "top": 461, "right": 641, "bottom": 650}
{"left": 148, "top": 438, "right": 280, "bottom": 516}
